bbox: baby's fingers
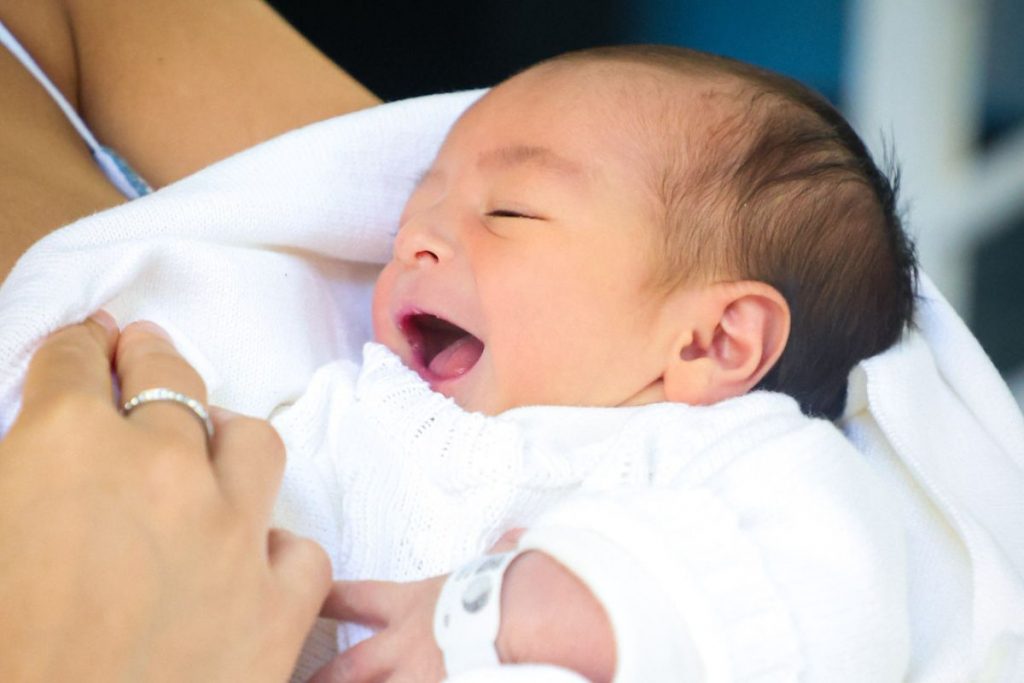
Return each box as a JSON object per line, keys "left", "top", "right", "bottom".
{"left": 321, "top": 580, "right": 405, "bottom": 628}
{"left": 310, "top": 634, "right": 394, "bottom": 683}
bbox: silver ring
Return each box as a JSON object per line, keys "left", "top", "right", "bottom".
{"left": 122, "top": 388, "right": 214, "bottom": 440}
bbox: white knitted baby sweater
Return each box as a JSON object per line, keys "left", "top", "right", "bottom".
{"left": 272, "top": 343, "right": 908, "bottom": 682}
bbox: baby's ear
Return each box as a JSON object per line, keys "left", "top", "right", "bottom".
{"left": 662, "top": 282, "right": 789, "bottom": 405}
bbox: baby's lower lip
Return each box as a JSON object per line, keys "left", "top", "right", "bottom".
{"left": 409, "top": 353, "right": 475, "bottom": 396}
{"left": 425, "top": 371, "right": 464, "bottom": 393}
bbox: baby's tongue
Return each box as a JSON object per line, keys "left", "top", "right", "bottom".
{"left": 428, "top": 335, "right": 484, "bottom": 379}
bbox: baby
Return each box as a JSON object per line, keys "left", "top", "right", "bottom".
{"left": 272, "top": 45, "right": 917, "bottom": 681}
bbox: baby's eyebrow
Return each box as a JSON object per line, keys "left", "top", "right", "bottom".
{"left": 476, "top": 145, "right": 585, "bottom": 180}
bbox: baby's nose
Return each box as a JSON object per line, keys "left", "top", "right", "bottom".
{"left": 394, "top": 216, "right": 454, "bottom": 265}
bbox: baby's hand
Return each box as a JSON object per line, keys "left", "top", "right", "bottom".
{"left": 313, "top": 575, "right": 448, "bottom": 682}
{"left": 314, "top": 528, "right": 614, "bottom": 683}
{"left": 312, "top": 530, "right": 524, "bottom": 682}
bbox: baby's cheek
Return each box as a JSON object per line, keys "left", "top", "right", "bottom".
{"left": 508, "top": 346, "right": 579, "bottom": 406}
{"left": 370, "top": 264, "right": 397, "bottom": 342}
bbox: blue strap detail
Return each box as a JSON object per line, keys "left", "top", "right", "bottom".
{"left": 97, "top": 146, "right": 153, "bottom": 198}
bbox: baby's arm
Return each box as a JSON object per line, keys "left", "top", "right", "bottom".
{"left": 317, "top": 416, "right": 909, "bottom": 682}
{"left": 496, "top": 551, "right": 615, "bottom": 681}
{"left": 507, "top": 418, "right": 910, "bottom": 682}
{"left": 315, "top": 543, "right": 615, "bottom": 682}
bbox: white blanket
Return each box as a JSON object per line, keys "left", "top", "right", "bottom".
{"left": 1, "top": 90, "right": 1022, "bottom": 682}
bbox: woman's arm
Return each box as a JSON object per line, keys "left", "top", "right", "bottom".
{"left": 0, "top": 0, "right": 380, "bottom": 280}
{"left": 58, "top": 0, "right": 380, "bottom": 185}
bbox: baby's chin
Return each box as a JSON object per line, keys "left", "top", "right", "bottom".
{"left": 459, "top": 382, "right": 670, "bottom": 415}
{"left": 372, "top": 336, "right": 495, "bottom": 414}
{"left": 432, "top": 369, "right": 506, "bottom": 416}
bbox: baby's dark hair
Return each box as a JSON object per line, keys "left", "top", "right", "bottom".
{"left": 542, "top": 45, "right": 918, "bottom": 419}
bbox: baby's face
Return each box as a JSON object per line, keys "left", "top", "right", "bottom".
{"left": 373, "top": 65, "right": 689, "bottom": 414}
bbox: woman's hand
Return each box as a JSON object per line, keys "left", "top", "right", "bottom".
{"left": 0, "top": 314, "right": 330, "bottom": 682}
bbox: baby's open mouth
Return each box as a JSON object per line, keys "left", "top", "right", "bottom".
{"left": 400, "top": 312, "right": 484, "bottom": 381}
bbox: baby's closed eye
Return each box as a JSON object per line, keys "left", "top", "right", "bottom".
{"left": 486, "top": 208, "right": 542, "bottom": 220}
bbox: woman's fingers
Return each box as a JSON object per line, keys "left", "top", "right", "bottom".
{"left": 267, "top": 528, "right": 332, "bottom": 624}
{"left": 19, "top": 312, "right": 119, "bottom": 415}
{"left": 211, "top": 407, "right": 286, "bottom": 520}
{"left": 3, "top": 313, "right": 334, "bottom": 682}
{"left": 115, "top": 320, "right": 210, "bottom": 451}
{"left": 21, "top": 316, "right": 284, "bottom": 524}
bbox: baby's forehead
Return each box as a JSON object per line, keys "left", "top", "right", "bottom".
{"left": 436, "top": 60, "right": 753, "bottom": 213}
{"left": 475, "top": 63, "right": 720, "bottom": 150}
{"left": 529, "top": 58, "right": 743, "bottom": 117}
{"left": 528, "top": 60, "right": 752, "bottom": 163}
{"left": 553, "top": 62, "right": 752, "bottom": 163}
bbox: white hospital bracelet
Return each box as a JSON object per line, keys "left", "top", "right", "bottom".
{"left": 433, "top": 550, "right": 522, "bottom": 676}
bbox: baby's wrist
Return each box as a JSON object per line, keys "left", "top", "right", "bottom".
{"left": 493, "top": 551, "right": 534, "bottom": 665}
{"left": 433, "top": 551, "right": 520, "bottom": 674}
{"left": 496, "top": 550, "right": 616, "bottom": 683}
